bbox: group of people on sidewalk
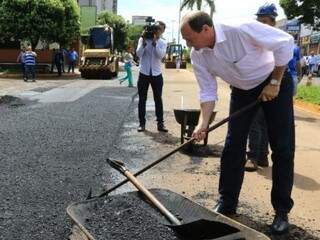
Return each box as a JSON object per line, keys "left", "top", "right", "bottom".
{"left": 51, "top": 48, "right": 78, "bottom": 76}
{"left": 16, "top": 46, "right": 78, "bottom": 81}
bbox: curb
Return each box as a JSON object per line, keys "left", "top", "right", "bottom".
{"left": 0, "top": 72, "right": 81, "bottom": 80}
{"left": 294, "top": 99, "right": 320, "bottom": 116}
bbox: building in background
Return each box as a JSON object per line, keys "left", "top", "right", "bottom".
{"left": 277, "top": 18, "right": 320, "bottom": 55}
{"left": 132, "top": 16, "right": 152, "bottom": 26}
{"left": 78, "top": 0, "right": 117, "bottom": 13}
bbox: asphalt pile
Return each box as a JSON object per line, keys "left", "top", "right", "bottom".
{"left": 84, "top": 194, "right": 180, "bottom": 240}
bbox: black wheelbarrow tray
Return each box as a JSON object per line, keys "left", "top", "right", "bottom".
{"left": 67, "top": 188, "right": 270, "bottom": 240}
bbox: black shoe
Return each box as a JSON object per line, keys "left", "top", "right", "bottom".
{"left": 257, "top": 156, "right": 269, "bottom": 167}
{"left": 245, "top": 158, "right": 258, "bottom": 172}
{"left": 270, "top": 213, "right": 289, "bottom": 235}
{"left": 213, "top": 203, "right": 236, "bottom": 216}
{"left": 137, "top": 125, "right": 145, "bottom": 132}
{"left": 157, "top": 124, "right": 168, "bottom": 132}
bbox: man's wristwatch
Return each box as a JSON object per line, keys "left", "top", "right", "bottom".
{"left": 269, "top": 79, "right": 281, "bottom": 86}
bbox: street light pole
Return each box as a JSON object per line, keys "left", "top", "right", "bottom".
{"left": 171, "top": 20, "right": 176, "bottom": 43}
{"left": 178, "top": 0, "right": 182, "bottom": 44}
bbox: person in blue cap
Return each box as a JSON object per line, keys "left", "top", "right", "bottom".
{"left": 245, "top": 3, "right": 301, "bottom": 172}
{"left": 244, "top": 3, "right": 278, "bottom": 172}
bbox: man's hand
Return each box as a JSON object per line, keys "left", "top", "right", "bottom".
{"left": 142, "top": 38, "right": 147, "bottom": 47}
{"left": 152, "top": 34, "right": 157, "bottom": 46}
{"left": 259, "top": 84, "right": 280, "bottom": 102}
{"left": 192, "top": 123, "right": 208, "bottom": 142}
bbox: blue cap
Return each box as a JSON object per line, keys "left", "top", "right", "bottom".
{"left": 256, "top": 3, "right": 278, "bottom": 18}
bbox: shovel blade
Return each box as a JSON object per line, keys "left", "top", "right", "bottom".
{"left": 169, "top": 219, "right": 239, "bottom": 240}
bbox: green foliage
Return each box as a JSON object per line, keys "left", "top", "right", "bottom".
{"left": 180, "top": 0, "right": 215, "bottom": 17}
{"left": 280, "top": 0, "right": 320, "bottom": 29}
{"left": 58, "top": 0, "right": 81, "bottom": 47}
{"left": 97, "top": 11, "right": 128, "bottom": 51}
{"left": 127, "top": 24, "right": 143, "bottom": 48}
{"left": 0, "top": 0, "right": 80, "bottom": 47}
{"left": 296, "top": 85, "right": 320, "bottom": 105}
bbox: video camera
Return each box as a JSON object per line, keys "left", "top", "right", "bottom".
{"left": 142, "top": 17, "right": 160, "bottom": 40}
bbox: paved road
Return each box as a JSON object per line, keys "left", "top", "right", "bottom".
{"left": 0, "top": 78, "right": 137, "bottom": 239}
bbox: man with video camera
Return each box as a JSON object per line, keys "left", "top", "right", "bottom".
{"left": 136, "top": 19, "right": 168, "bottom": 132}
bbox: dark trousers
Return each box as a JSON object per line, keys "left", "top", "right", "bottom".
{"left": 138, "top": 72, "right": 164, "bottom": 126}
{"left": 21, "top": 63, "right": 26, "bottom": 79}
{"left": 219, "top": 71, "right": 295, "bottom": 214}
{"left": 55, "top": 62, "right": 62, "bottom": 76}
{"left": 68, "top": 60, "right": 76, "bottom": 73}
{"left": 25, "top": 65, "right": 35, "bottom": 80}
{"left": 247, "top": 108, "right": 269, "bottom": 161}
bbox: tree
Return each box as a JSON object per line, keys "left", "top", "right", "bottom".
{"left": 58, "top": 0, "right": 81, "bottom": 47}
{"left": 0, "top": 0, "right": 80, "bottom": 48}
{"left": 280, "top": 0, "right": 320, "bottom": 29}
{"left": 180, "top": 0, "right": 215, "bottom": 18}
{"left": 127, "top": 24, "right": 143, "bottom": 48}
{"left": 97, "top": 11, "right": 128, "bottom": 51}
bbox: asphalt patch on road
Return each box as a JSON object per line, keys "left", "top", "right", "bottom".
{"left": 31, "top": 86, "right": 56, "bottom": 93}
{"left": 0, "top": 95, "right": 27, "bottom": 108}
{"left": 180, "top": 144, "right": 224, "bottom": 158}
{"left": 0, "top": 87, "right": 138, "bottom": 240}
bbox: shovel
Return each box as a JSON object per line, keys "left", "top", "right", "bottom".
{"left": 91, "top": 100, "right": 260, "bottom": 200}
{"left": 107, "top": 159, "right": 240, "bottom": 240}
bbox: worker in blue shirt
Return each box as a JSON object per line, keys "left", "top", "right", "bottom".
{"left": 288, "top": 38, "right": 302, "bottom": 95}
{"left": 68, "top": 48, "right": 78, "bottom": 73}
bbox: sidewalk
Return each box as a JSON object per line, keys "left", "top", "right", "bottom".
{"left": 138, "top": 67, "right": 320, "bottom": 238}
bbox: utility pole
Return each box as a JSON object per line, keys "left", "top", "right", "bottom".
{"left": 171, "top": 20, "right": 176, "bottom": 43}
{"left": 178, "top": 0, "right": 182, "bottom": 44}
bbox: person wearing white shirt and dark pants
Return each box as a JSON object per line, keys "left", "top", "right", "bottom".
{"left": 136, "top": 21, "right": 168, "bottom": 132}
{"left": 181, "top": 11, "right": 294, "bottom": 234}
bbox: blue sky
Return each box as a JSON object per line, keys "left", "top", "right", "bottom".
{"left": 118, "top": 0, "right": 286, "bottom": 43}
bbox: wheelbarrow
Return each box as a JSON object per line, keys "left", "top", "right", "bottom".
{"left": 173, "top": 109, "right": 217, "bottom": 146}
{"left": 67, "top": 188, "right": 270, "bottom": 240}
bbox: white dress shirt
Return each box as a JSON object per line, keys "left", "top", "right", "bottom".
{"left": 191, "top": 20, "right": 294, "bottom": 103}
{"left": 136, "top": 37, "right": 167, "bottom": 76}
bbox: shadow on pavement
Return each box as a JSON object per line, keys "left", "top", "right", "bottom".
{"left": 295, "top": 115, "right": 319, "bottom": 123}
{"left": 231, "top": 214, "right": 320, "bottom": 240}
{"left": 257, "top": 167, "right": 320, "bottom": 191}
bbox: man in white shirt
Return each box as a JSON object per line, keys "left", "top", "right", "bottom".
{"left": 181, "top": 11, "right": 294, "bottom": 234}
{"left": 136, "top": 21, "right": 168, "bottom": 132}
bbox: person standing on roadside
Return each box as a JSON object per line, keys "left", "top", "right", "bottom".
{"left": 24, "top": 45, "right": 37, "bottom": 82}
{"left": 17, "top": 47, "right": 26, "bottom": 81}
{"left": 245, "top": 3, "right": 302, "bottom": 172}
{"left": 181, "top": 11, "right": 294, "bottom": 234}
{"left": 54, "top": 48, "right": 64, "bottom": 76}
{"left": 68, "top": 48, "right": 78, "bottom": 73}
{"left": 119, "top": 46, "right": 136, "bottom": 87}
{"left": 136, "top": 20, "right": 168, "bottom": 132}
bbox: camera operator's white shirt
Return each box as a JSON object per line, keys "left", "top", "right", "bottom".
{"left": 136, "top": 37, "right": 167, "bottom": 76}
{"left": 191, "top": 20, "right": 294, "bottom": 103}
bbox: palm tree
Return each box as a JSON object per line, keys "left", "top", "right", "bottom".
{"left": 180, "top": 0, "right": 216, "bottom": 18}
